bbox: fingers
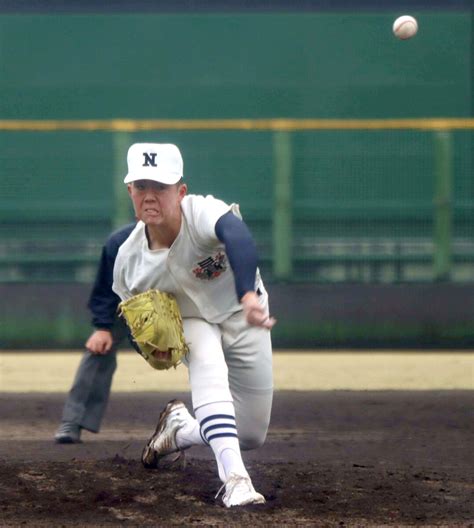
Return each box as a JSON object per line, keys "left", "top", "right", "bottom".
{"left": 87, "top": 343, "right": 107, "bottom": 355}
{"left": 249, "top": 313, "right": 277, "bottom": 329}
{"left": 85, "top": 330, "right": 113, "bottom": 355}
{"left": 245, "top": 306, "right": 277, "bottom": 329}
{"left": 262, "top": 316, "right": 277, "bottom": 329}
{"left": 95, "top": 345, "right": 110, "bottom": 355}
{"left": 152, "top": 349, "right": 171, "bottom": 361}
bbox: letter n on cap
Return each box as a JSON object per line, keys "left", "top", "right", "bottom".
{"left": 143, "top": 152, "right": 157, "bottom": 167}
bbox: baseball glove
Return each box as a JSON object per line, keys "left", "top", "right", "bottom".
{"left": 118, "top": 289, "right": 188, "bottom": 370}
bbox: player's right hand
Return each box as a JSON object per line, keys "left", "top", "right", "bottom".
{"left": 241, "top": 291, "right": 276, "bottom": 329}
{"left": 85, "top": 329, "right": 114, "bottom": 355}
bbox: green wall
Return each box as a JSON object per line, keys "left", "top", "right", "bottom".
{"left": 0, "top": 12, "right": 471, "bottom": 119}
{"left": 0, "top": 11, "right": 473, "bottom": 347}
{"left": 0, "top": 11, "right": 472, "bottom": 283}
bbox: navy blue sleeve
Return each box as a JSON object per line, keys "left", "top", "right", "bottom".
{"left": 215, "top": 211, "right": 258, "bottom": 301}
{"left": 87, "top": 223, "right": 136, "bottom": 329}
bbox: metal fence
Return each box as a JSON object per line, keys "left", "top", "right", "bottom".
{"left": 0, "top": 118, "right": 473, "bottom": 284}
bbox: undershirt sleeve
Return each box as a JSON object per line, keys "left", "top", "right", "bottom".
{"left": 214, "top": 211, "right": 258, "bottom": 301}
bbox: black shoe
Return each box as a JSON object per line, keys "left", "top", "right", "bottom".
{"left": 54, "top": 422, "right": 82, "bottom": 444}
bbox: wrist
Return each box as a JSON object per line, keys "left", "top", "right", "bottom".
{"left": 94, "top": 327, "right": 112, "bottom": 333}
{"left": 240, "top": 291, "right": 256, "bottom": 303}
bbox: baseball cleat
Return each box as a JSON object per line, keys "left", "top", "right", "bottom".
{"left": 54, "top": 422, "right": 82, "bottom": 444}
{"left": 217, "top": 473, "right": 266, "bottom": 508}
{"left": 141, "top": 399, "right": 191, "bottom": 469}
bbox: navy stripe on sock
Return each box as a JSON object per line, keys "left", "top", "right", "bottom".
{"left": 207, "top": 432, "right": 239, "bottom": 442}
{"left": 199, "top": 427, "right": 210, "bottom": 446}
{"left": 199, "top": 414, "right": 235, "bottom": 427}
{"left": 202, "top": 423, "right": 237, "bottom": 441}
{"left": 203, "top": 423, "right": 237, "bottom": 435}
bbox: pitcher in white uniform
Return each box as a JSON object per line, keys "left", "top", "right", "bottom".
{"left": 112, "top": 143, "right": 275, "bottom": 507}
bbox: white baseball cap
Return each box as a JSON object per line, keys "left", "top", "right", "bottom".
{"left": 124, "top": 143, "right": 183, "bottom": 185}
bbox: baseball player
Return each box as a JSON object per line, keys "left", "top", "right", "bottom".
{"left": 112, "top": 143, "right": 275, "bottom": 507}
{"left": 54, "top": 222, "right": 136, "bottom": 444}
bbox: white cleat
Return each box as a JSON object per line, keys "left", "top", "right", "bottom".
{"left": 141, "top": 399, "right": 191, "bottom": 469}
{"left": 218, "top": 473, "right": 266, "bottom": 508}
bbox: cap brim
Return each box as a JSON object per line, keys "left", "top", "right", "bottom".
{"left": 124, "top": 172, "right": 182, "bottom": 185}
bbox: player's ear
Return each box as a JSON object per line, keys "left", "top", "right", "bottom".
{"left": 127, "top": 184, "right": 133, "bottom": 196}
{"left": 178, "top": 183, "right": 187, "bottom": 199}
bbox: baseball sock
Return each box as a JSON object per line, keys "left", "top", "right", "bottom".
{"left": 175, "top": 415, "right": 205, "bottom": 450}
{"left": 195, "top": 401, "right": 248, "bottom": 483}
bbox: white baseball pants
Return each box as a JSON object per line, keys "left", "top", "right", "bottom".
{"left": 182, "top": 309, "right": 273, "bottom": 451}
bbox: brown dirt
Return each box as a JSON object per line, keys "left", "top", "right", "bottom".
{"left": 0, "top": 391, "right": 473, "bottom": 527}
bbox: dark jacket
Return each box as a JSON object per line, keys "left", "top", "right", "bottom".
{"left": 87, "top": 223, "right": 136, "bottom": 329}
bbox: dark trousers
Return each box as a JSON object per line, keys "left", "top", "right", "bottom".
{"left": 60, "top": 320, "right": 127, "bottom": 433}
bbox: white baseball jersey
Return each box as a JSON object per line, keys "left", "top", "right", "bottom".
{"left": 112, "top": 194, "right": 265, "bottom": 324}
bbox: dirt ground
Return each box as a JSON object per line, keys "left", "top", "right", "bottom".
{"left": 0, "top": 390, "right": 473, "bottom": 527}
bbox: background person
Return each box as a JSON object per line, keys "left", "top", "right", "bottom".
{"left": 54, "top": 222, "right": 136, "bottom": 444}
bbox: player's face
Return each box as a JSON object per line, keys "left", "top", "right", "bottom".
{"left": 128, "top": 180, "right": 187, "bottom": 226}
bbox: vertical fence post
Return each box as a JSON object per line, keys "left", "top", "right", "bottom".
{"left": 112, "top": 131, "right": 132, "bottom": 229}
{"left": 433, "top": 130, "right": 453, "bottom": 281}
{"left": 272, "top": 130, "right": 293, "bottom": 280}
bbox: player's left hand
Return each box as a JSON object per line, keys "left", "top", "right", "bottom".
{"left": 241, "top": 291, "right": 276, "bottom": 329}
{"left": 151, "top": 349, "right": 172, "bottom": 361}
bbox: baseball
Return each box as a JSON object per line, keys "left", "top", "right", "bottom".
{"left": 392, "top": 15, "right": 418, "bottom": 40}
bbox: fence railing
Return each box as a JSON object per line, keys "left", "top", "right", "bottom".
{"left": 1, "top": 118, "right": 473, "bottom": 283}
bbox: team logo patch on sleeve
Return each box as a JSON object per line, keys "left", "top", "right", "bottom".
{"left": 193, "top": 252, "right": 227, "bottom": 280}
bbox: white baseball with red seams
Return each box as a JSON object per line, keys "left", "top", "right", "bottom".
{"left": 393, "top": 15, "right": 418, "bottom": 40}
